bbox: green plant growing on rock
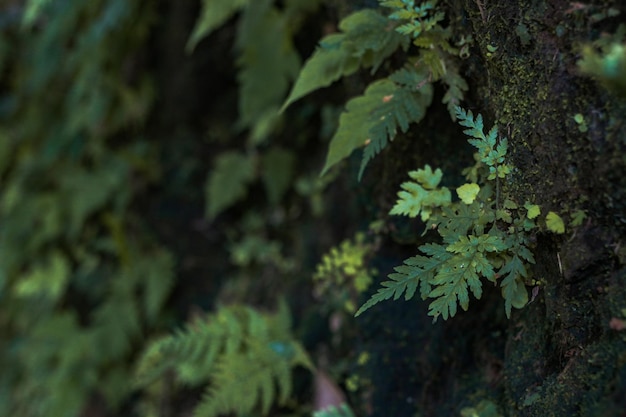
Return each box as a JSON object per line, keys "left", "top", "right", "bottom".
{"left": 357, "top": 107, "right": 542, "bottom": 321}
{"left": 282, "top": 0, "right": 468, "bottom": 180}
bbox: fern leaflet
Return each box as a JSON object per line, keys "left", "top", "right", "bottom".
{"left": 135, "top": 302, "right": 313, "bottom": 417}
{"left": 355, "top": 244, "right": 450, "bottom": 316}
{"left": 388, "top": 164, "right": 451, "bottom": 220}
{"left": 358, "top": 67, "right": 433, "bottom": 179}
{"left": 499, "top": 255, "right": 530, "bottom": 318}
{"left": 322, "top": 69, "right": 433, "bottom": 177}
{"left": 282, "top": 9, "right": 407, "bottom": 111}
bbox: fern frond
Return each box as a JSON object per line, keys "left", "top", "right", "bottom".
{"left": 455, "top": 107, "right": 485, "bottom": 139}
{"left": 136, "top": 302, "right": 313, "bottom": 416}
{"left": 282, "top": 9, "right": 407, "bottom": 111}
{"left": 321, "top": 80, "right": 389, "bottom": 175}
{"left": 388, "top": 66, "right": 429, "bottom": 90}
{"left": 134, "top": 307, "right": 250, "bottom": 387}
{"left": 436, "top": 202, "right": 493, "bottom": 243}
{"left": 355, "top": 244, "right": 450, "bottom": 316}
{"left": 358, "top": 108, "right": 538, "bottom": 321}
{"left": 359, "top": 85, "right": 432, "bottom": 179}
{"left": 426, "top": 234, "right": 505, "bottom": 321}
{"left": 454, "top": 106, "right": 511, "bottom": 179}
{"left": 427, "top": 257, "right": 475, "bottom": 320}
{"left": 192, "top": 336, "right": 311, "bottom": 417}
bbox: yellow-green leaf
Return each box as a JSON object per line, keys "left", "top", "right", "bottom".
{"left": 546, "top": 211, "right": 565, "bottom": 234}
{"left": 524, "top": 202, "right": 541, "bottom": 219}
{"left": 456, "top": 183, "right": 480, "bottom": 204}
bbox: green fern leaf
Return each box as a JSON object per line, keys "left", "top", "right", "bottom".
{"left": 281, "top": 9, "right": 407, "bottom": 111}
{"left": 456, "top": 107, "right": 485, "bottom": 140}
{"left": 358, "top": 107, "right": 538, "bottom": 321}
{"left": 355, "top": 243, "right": 450, "bottom": 316}
{"left": 382, "top": 0, "right": 444, "bottom": 38}
{"left": 412, "top": 27, "right": 454, "bottom": 51}
{"left": 205, "top": 151, "right": 256, "bottom": 219}
{"left": 134, "top": 307, "right": 251, "bottom": 387}
{"left": 388, "top": 65, "right": 430, "bottom": 90}
{"left": 454, "top": 106, "right": 512, "bottom": 179}
{"left": 427, "top": 251, "right": 485, "bottom": 321}
{"left": 358, "top": 68, "right": 433, "bottom": 179}
{"left": 388, "top": 165, "right": 451, "bottom": 221}
{"left": 499, "top": 255, "right": 529, "bottom": 318}
{"left": 321, "top": 80, "right": 393, "bottom": 175}
{"left": 187, "top": 0, "right": 248, "bottom": 52}
{"left": 192, "top": 338, "right": 309, "bottom": 417}
{"left": 437, "top": 201, "right": 491, "bottom": 243}
{"left": 137, "top": 303, "right": 312, "bottom": 417}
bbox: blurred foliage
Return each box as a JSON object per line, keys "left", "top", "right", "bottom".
{"left": 578, "top": 24, "right": 626, "bottom": 97}
{"left": 313, "top": 232, "right": 377, "bottom": 314}
{"left": 0, "top": 0, "right": 171, "bottom": 415}
{"left": 0, "top": 0, "right": 328, "bottom": 415}
{"left": 135, "top": 301, "right": 313, "bottom": 417}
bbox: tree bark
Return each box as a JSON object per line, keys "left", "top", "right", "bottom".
{"left": 355, "top": 1, "right": 626, "bottom": 416}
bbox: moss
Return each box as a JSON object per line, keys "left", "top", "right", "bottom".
{"left": 448, "top": 1, "right": 626, "bottom": 415}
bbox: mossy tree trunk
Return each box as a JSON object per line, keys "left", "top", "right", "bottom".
{"left": 468, "top": 1, "right": 626, "bottom": 415}
{"left": 355, "top": 2, "right": 626, "bottom": 416}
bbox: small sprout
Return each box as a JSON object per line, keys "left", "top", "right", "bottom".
{"left": 486, "top": 44, "right": 498, "bottom": 52}
{"left": 573, "top": 113, "right": 588, "bottom": 132}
